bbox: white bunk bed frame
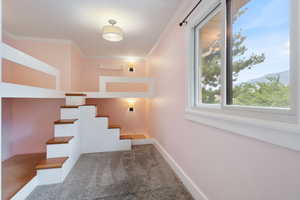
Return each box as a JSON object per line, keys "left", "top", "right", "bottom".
{"left": 0, "top": 43, "right": 154, "bottom": 99}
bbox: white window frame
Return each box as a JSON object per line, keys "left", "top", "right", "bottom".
{"left": 194, "top": 4, "right": 223, "bottom": 108}
{"left": 185, "top": 0, "right": 300, "bottom": 151}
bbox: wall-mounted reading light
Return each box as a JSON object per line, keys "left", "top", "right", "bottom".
{"left": 127, "top": 99, "right": 136, "bottom": 112}
{"left": 128, "top": 63, "right": 135, "bottom": 72}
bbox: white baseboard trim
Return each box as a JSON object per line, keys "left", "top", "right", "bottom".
{"left": 152, "top": 139, "right": 209, "bottom": 200}
{"left": 11, "top": 176, "right": 38, "bottom": 200}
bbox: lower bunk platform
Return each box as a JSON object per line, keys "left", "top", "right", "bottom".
{"left": 2, "top": 153, "right": 46, "bottom": 200}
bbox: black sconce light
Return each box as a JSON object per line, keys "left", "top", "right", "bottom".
{"left": 127, "top": 99, "right": 136, "bottom": 112}
{"left": 128, "top": 63, "right": 135, "bottom": 72}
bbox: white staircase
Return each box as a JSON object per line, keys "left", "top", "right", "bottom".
{"left": 36, "top": 93, "right": 131, "bottom": 185}
{"left": 79, "top": 105, "right": 131, "bottom": 153}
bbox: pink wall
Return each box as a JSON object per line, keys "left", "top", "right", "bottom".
{"left": 70, "top": 44, "right": 83, "bottom": 91}
{"left": 2, "top": 99, "right": 12, "bottom": 161}
{"left": 86, "top": 98, "right": 148, "bottom": 136}
{"left": 81, "top": 58, "right": 146, "bottom": 91}
{"left": 1, "top": 98, "right": 64, "bottom": 160}
{"left": 146, "top": 0, "right": 300, "bottom": 199}
{"left": 106, "top": 83, "right": 148, "bottom": 92}
{"left": 2, "top": 59, "right": 56, "bottom": 89}
{"left": 3, "top": 33, "right": 72, "bottom": 91}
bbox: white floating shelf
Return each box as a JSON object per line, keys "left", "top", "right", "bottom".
{"left": 97, "top": 65, "right": 123, "bottom": 70}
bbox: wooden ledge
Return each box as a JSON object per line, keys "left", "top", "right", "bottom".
{"left": 80, "top": 104, "right": 97, "bottom": 107}
{"left": 120, "top": 134, "right": 147, "bottom": 140}
{"left": 109, "top": 125, "right": 121, "bottom": 129}
{"left": 46, "top": 137, "right": 74, "bottom": 145}
{"left": 36, "top": 157, "right": 68, "bottom": 170}
{"left": 2, "top": 153, "right": 46, "bottom": 200}
{"left": 54, "top": 119, "right": 78, "bottom": 124}
{"left": 65, "top": 93, "right": 86, "bottom": 96}
{"left": 60, "top": 105, "right": 79, "bottom": 109}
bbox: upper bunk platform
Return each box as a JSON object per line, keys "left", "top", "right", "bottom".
{"left": 0, "top": 82, "right": 65, "bottom": 98}
{"left": 0, "top": 82, "right": 153, "bottom": 98}
{"left": 1, "top": 43, "right": 154, "bottom": 99}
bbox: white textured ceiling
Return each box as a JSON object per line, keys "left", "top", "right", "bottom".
{"left": 3, "top": 0, "right": 181, "bottom": 58}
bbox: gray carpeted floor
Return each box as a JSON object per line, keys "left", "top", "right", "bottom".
{"left": 27, "top": 144, "right": 194, "bottom": 200}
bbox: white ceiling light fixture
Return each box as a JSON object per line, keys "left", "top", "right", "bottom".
{"left": 102, "top": 19, "right": 124, "bottom": 42}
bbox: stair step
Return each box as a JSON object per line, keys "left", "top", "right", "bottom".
{"left": 2, "top": 153, "right": 46, "bottom": 200}
{"left": 35, "top": 157, "right": 68, "bottom": 170}
{"left": 46, "top": 137, "right": 74, "bottom": 145}
{"left": 54, "top": 119, "right": 78, "bottom": 124}
{"left": 120, "top": 134, "right": 147, "bottom": 140}
{"left": 109, "top": 125, "right": 121, "bottom": 129}
{"left": 65, "top": 93, "right": 86, "bottom": 96}
{"left": 61, "top": 105, "right": 79, "bottom": 109}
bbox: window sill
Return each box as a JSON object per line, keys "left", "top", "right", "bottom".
{"left": 185, "top": 107, "right": 300, "bottom": 151}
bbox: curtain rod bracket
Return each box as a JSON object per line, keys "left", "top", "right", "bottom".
{"left": 179, "top": 21, "right": 188, "bottom": 27}
{"left": 179, "top": 0, "right": 203, "bottom": 27}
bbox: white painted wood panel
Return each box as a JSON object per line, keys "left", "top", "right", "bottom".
{"left": 65, "top": 96, "right": 86, "bottom": 105}
{"left": 10, "top": 176, "right": 39, "bottom": 200}
{"left": 79, "top": 105, "right": 131, "bottom": 153}
{"left": 46, "top": 139, "right": 75, "bottom": 158}
{"left": 54, "top": 121, "right": 79, "bottom": 137}
{"left": 60, "top": 108, "right": 80, "bottom": 119}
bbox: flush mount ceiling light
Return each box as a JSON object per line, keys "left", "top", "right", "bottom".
{"left": 102, "top": 19, "right": 124, "bottom": 42}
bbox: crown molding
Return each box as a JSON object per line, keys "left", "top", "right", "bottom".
{"left": 3, "top": 30, "right": 72, "bottom": 45}
{"left": 146, "top": 0, "right": 199, "bottom": 58}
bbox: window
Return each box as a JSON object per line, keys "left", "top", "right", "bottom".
{"left": 195, "top": 8, "right": 222, "bottom": 105}
{"left": 188, "top": 0, "right": 299, "bottom": 151}
{"left": 226, "top": 0, "right": 290, "bottom": 108}
{"left": 194, "top": 0, "right": 292, "bottom": 110}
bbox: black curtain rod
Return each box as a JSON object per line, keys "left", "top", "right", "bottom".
{"left": 179, "top": 0, "right": 203, "bottom": 27}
